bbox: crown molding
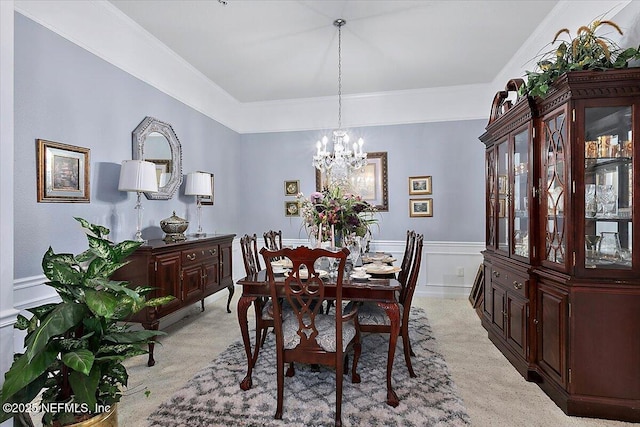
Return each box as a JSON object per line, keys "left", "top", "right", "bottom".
{"left": 14, "top": 1, "right": 637, "bottom": 134}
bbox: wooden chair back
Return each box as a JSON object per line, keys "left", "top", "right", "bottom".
{"left": 400, "top": 234, "right": 424, "bottom": 308}
{"left": 263, "top": 230, "right": 283, "bottom": 251}
{"left": 397, "top": 230, "right": 416, "bottom": 287}
{"left": 262, "top": 246, "right": 349, "bottom": 353}
{"left": 240, "top": 233, "right": 261, "bottom": 275}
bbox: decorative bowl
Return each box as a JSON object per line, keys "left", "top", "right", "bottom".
{"left": 160, "top": 211, "right": 188, "bottom": 242}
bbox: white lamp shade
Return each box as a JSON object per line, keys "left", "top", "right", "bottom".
{"left": 118, "top": 160, "right": 158, "bottom": 193}
{"left": 185, "top": 172, "right": 212, "bottom": 196}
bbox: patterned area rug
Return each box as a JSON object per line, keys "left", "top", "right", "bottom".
{"left": 148, "top": 307, "right": 470, "bottom": 426}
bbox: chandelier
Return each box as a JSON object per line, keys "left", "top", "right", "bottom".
{"left": 313, "top": 19, "right": 367, "bottom": 183}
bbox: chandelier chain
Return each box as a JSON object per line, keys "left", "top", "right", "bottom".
{"left": 337, "top": 21, "right": 342, "bottom": 130}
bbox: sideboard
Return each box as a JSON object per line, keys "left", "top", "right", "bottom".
{"left": 113, "top": 234, "right": 235, "bottom": 366}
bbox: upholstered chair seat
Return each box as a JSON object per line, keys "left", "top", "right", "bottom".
{"left": 346, "top": 301, "right": 404, "bottom": 327}
{"left": 282, "top": 314, "right": 357, "bottom": 352}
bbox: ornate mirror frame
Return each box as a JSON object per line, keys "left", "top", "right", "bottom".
{"left": 132, "top": 116, "right": 183, "bottom": 200}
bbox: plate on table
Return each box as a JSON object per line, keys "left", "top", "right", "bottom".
{"left": 350, "top": 273, "right": 371, "bottom": 281}
{"left": 272, "top": 266, "right": 289, "bottom": 275}
{"left": 362, "top": 254, "right": 396, "bottom": 264}
{"left": 271, "top": 259, "right": 293, "bottom": 268}
{"left": 298, "top": 269, "right": 328, "bottom": 280}
{"left": 364, "top": 265, "right": 400, "bottom": 275}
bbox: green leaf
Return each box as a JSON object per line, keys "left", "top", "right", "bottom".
{"left": 62, "top": 349, "right": 95, "bottom": 375}
{"left": 69, "top": 366, "right": 100, "bottom": 409}
{"left": 86, "top": 257, "right": 108, "bottom": 279}
{"left": 14, "top": 314, "right": 31, "bottom": 330}
{"left": 84, "top": 288, "right": 119, "bottom": 318}
{"left": 112, "top": 240, "right": 142, "bottom": 262}
{"left": 87, "top": 235, "right": 112, "bottom": 260}
{"left": 25, "top": 303, "right": 87, "bottom": 361}
{"left": 0, "top": 348, "right": 57, "bottom": 404}
{"left": 26, "top": 303, "right": 58, "bottom": 319}
{"left": 75, "top": 217, "right": 110, "bottom": 239}
{"left": 42, "top": 249, "right": 83, "bottom": 284}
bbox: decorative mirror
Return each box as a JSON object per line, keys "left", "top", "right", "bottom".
{"left": 132, "top": 116, "right": 183, "bottom": 200}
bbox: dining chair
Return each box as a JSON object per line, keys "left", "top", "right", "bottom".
{"left": 263, "top": 229, "right": 283, "bottom": 251}
{"left": 397, "top": 230, "right": 417, "bottom": 288}
{"left": 261, "top": 246, "right": 361, "bottom": 427}
{"left": 240, "top": 233, "right": 272, "bottom": 367}
{"left": 349, "top": 233, "right": 424, "bottom": 377}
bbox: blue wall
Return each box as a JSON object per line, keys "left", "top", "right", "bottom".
{"left": 238, "top": 121, "right": 486, "bottom": 242}
{"left": 14, "top": 13, "right": 241, "bottom": 277}
{"left": 14, "top": 12, "right": 486, "bottom": 280}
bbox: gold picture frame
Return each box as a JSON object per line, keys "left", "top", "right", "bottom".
{"left": 285, "top": 201, "right": 300, "bottom": 217}
{"left": 284, "top": 180, "right": 299, "bottom": 196}
{"left": 409, "top": 198, "right": 433, "bottom": 217}
{"left": 498, "top": 198, "right": 506, "bottom": 218}
{"left": 408, "top": 175, "right": 432, "bottom": 195}
{"left": 37, "top": 139, "right": 90, "bottom": 203}
{"left": 315, "top": 151, "right": 388, "bottom": 211}
{"left": 498, "top": 175, "right": 508, "bottom": 195}
{"left": 197, "top": 171, "right": 214, "bottom": 206}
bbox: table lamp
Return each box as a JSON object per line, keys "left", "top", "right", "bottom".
{"left": 185, "top": 172, "right": 212, "bottom": 237}
{"left": 118, "top": 160, "right": 158, "bottom": 242}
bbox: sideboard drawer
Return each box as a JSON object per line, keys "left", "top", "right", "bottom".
{"left": 182, "top": 245, "right": 217, "bottom": 265}
{"left": 491, "top": 265, "right": 528, "bottom": 299}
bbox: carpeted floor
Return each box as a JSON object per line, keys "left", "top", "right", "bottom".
{"left": 119, "top": 295, "right": 635, "bottom": 427}
{"left": 147, "top": 307, "right": 470, "bottom": 426}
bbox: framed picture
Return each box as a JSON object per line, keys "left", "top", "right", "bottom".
{"left": 409, "top": 198, "right": 433, "bottom": 217}
{"left": 284, "top": 180, "right": 299, "bottom": 196}
{"left": 498, "top": 198, "right": 506, "bottom": 218}
{"left": 316, "top": 151, "right": 388, "bottom": 211}
{"left": 146, "top": 159, "right": 172, "bottom": 187}
{"left": 285, "top": 201, "right": 300, "bottom": 217}
{"left": 197, "top": 171, "right": 214, "bottom": 205}
{"left": 37, "top": 139, "right": 90, "bottom": 203}
{"left": 498, "top": 175, "right": 508, "bottom": 195}
{"left": 408, "top": 176, "right": 432, "bottom": 195}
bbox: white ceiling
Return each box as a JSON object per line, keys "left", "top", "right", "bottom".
{"left": 108, "top": 0, "right": 558, "bottom": 103}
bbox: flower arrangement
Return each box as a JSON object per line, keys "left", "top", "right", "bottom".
{"left": 297, "top": 186, "right": 377, "bottom": 244}
{"left": 520, "top": 18, "right": 640, "bottom": 98}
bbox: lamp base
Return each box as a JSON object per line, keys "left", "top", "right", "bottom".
{"left": 192, "top": 232, "right": 207, "bottom": 238}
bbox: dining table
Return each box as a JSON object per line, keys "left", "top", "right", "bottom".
{"left": 236, "top": 269, "right": 403, "bottom": 407}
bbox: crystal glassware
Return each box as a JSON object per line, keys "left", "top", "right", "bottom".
{"left": 596, "top": 185, "right": 617, "bottom": 217}
{"left": 585, "top": 184, "right": 596, "bottom": 218}
{"left": 598, "top": 231, "right": 622, "bottom": 261}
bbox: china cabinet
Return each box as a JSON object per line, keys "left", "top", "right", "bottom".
{"left": 112, "top": 234, "right": 235, "bottom": 366}
{"left": 480, "top": 69, "right": 640, "bottom": 422}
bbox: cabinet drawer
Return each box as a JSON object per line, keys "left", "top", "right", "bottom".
{"left": 490, "top": 266, "right": 528, "bottom": 298}
{"left": 181, "top": 245, "right": 218, "bottom": 265}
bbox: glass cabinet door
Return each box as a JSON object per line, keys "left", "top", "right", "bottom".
{"left": 512, "top": 129, "right": 530, "bottom": 260}
{"left": 542, "top": 112, "right": 568, "bottom": 266}
{"left": 497, "top": 140, "right": 509, "bottom": 253}
{"left": 583, "top": 106, "right": 633, "bottom": 270}
{"left": 487, "top": 149, "right": 497, "bottom": 249}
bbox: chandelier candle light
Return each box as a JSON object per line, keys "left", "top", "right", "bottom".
{"left": 185, "top": 171, "right": 212, "bottom": 237}
{"left": 118, "top": 159, "right": 158, "bottom": 242}
{"left": 312, "top": 19, "right": 367, "bottom": 182}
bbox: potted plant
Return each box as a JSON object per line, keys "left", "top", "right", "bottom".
{"left": 520, "top": 18, "right": 640, "bottom": 98}
{"left": 0, "top": 218, "right": 174, "bottom": 426}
